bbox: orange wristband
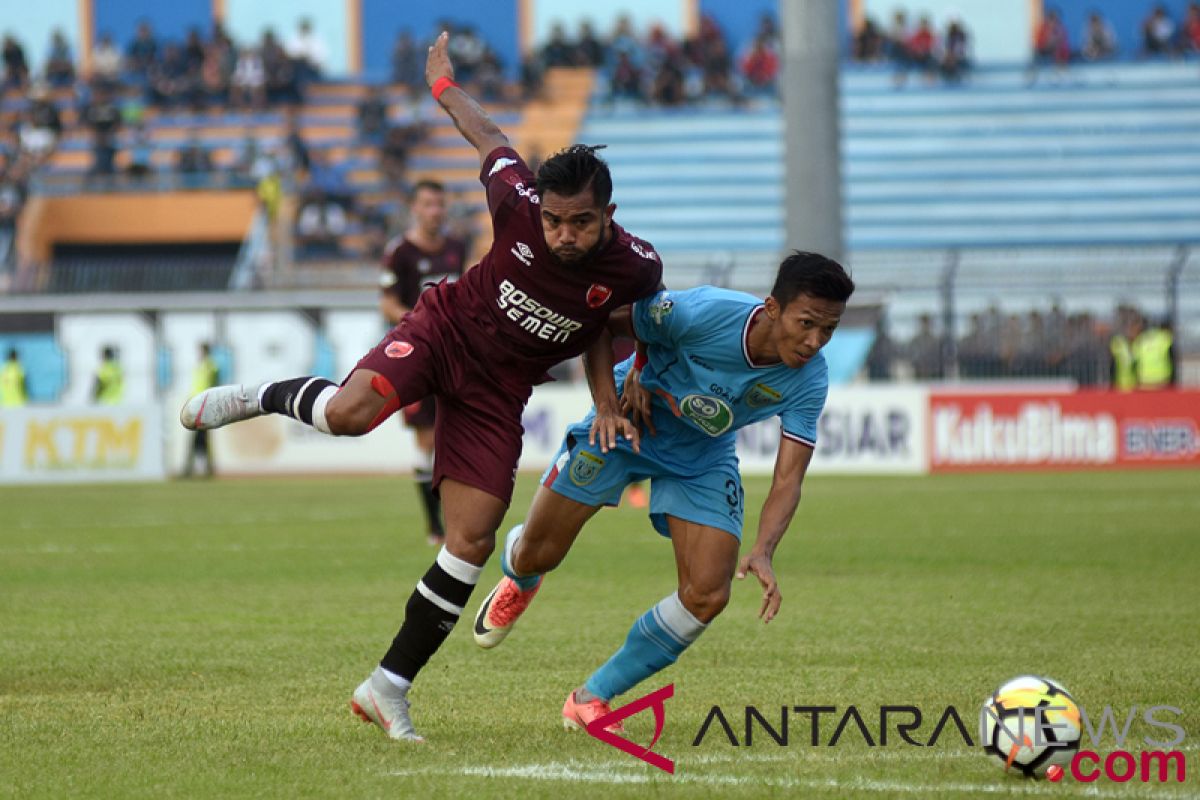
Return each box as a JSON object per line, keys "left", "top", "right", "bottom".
{"left": 431, "top": 76, "right": 458, "bottom": 102}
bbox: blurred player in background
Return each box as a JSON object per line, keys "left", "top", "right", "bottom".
{"left": 378, "top": 179, "right": 467, "bottom": 546}
{"left": 93, "top": 346, "right": 123, "bottom": 404}
{"left": 181, "top": 31, "right": 663, "bottom": 741}
{"left": 1, "top": 347, "right": 28, "bottom": 407}
{"left": 182, "top": 342, "right": 220, "bottom": 478}
{"left": 473, "top": 253, "right": 854, "bottom": 730}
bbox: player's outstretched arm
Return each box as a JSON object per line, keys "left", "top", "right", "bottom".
{"left": 737, "top": 438, "right": 815, "bottom": 623}
{"left": 426, "top": 31, "right": 510, "bottom": 165}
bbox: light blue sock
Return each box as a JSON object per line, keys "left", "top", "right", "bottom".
{"left": 585, "top": 592, "right": 708, "bottom": 701}
{"left": 500, "top": 524, "right": 540, "bottom": 590}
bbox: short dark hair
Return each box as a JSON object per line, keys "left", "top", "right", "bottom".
{"left": 6, "top": 348, "right": 16, "bottom": 361}
{"left": 410, "top": 179, "right": 445, "bottom": 200}
{"left": 536, "top": 144, "right": 612, "bottom": 208}
{"left": 102, "top": 346, "right": 117, "bottom": 360}
{"left": 770, "top": 251, "right": 855, "bottom": 308}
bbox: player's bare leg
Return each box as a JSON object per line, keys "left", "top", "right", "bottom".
{"left": 565, "top": 517, "right": 737, "bottom": 730}
{"left": 473, "top": 485, "right": 600, "bottom": 648}
{"left": 181, "top": 368, "right": 397, "bottom": 435}
{"left": 356, "top": 478, "right": 508, "bottom": 740}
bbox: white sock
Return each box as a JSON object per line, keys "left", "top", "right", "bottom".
{"left": 379, "top": 667, "right": 412, "bottom": 693}
{"left": 310, "top": 386, "right": 339, "bottom": 434}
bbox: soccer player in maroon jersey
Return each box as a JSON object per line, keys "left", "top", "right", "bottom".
{"left": 379, "top": 179, "right": 467, "bottom": 547}
{"left": 180, "top": 31, "right": 663, "bottom": 741}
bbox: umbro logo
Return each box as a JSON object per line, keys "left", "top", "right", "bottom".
{"left": 511, "top": 242, "right": 535, "bottom": 266}
{"left": 488, "top": 157, "right": 518, "bottom": 177}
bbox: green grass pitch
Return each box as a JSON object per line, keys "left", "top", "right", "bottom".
{"left": 2, "top": 471, "right": 1198, "bottom": 799}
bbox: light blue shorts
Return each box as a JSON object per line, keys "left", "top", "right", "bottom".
{"left": 540, "top": 420, "right": 744, "bottom": 540}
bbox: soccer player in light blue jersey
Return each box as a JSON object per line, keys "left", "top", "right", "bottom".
{"left": 472, "top": 251, "right": 855, "bottom": 731}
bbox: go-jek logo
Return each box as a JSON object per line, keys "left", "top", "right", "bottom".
{"left": 584, "top": 684, "right": 675, "bottom": 774}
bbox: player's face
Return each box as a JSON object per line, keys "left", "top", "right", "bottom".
{"left": 540, "top": 189, "right": 614, "bottom": 266}
{"left": 766, "top": 293, "right": 846, "bottom": 369}
{"left": 411, "top": 188, "right": 447, "bottom": 234}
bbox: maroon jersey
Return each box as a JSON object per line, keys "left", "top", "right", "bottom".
{"left": 382, "top": 234, "right": 467, "bottom": 308}
{"left": 416, "top": 147, "right": 663, "bottom": 389}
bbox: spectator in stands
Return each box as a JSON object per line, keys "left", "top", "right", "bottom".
{"left": 83, "top": 86, "right": 121, "bottom": 178}
{"left": 1064, "top": 313, "right": 1108, "bottom": 386}
{"left": 957, "top": 312, "right": 999, "bottom": 378}
{"left": 1185, "top": 3, "right": 1200, "bottom": 53}
{"left": 576, "top": 21, "right": 607, "bottom": 67}
{"left": 176, "top": 132, "right": 214, "bottom": 179}
{"left": 380, "top": 121, "right": 423, "bottom": 189}
{"left": 392, "top": 31, "right": 422, "bottom": 93}
{"left": 283, "top": 110, "right": 311, "bottom": 173}
{"left": 1110, "top": 309, "right": 1142, "bottom": 390}
{"left": 0, "top": 163, "right": 27, "bottom": 248}
{"left": 1081, "top": 11, "right": 1118, "bottom": 61}
{"left": 740, "top": 33, "right": 780, "bottom": 95}
{"left": 541, "top": 22, "right": 577, "bottom": 68}
{"left": 475, "top": 48, "right": 506, "bottom": 102}
{"left": 1141, "top": 5, "right": 1177, "bottom": 56}
{"left": 2, "top": 34, "right": 30, "bottom": 92}
{"left": 287, "top": 18, "right": 328, "bottom": 87}
{"left": 183, "top": 342, "right": 220, "bottom": 478}
{"left": 887, "top": 10, "right": 911, "bottom": 63}
{"left": 201, "top": 28, "right": 235, "bottom": 107}
{"left": 230, "top": 47, "right": 266, "bottom": 109}
{"left": 357, "top": 84, "right": 389, "bottom": 146}
{"left": 262, "top": 30, "right": 299, "bottom": 105}
{"left": 126, "top": 124, "right": 154, "bottom": 181}
{"left": 609, "top": 15, "right": 640, "bottom": 64}
{"left": 941, "top": 18, "right": 971, "bottom": 83}
{"left": 865, "top": 316, "right": 897, "bottom": 381}
{"left": 307, "top": 149, "right": 352, "bottom": 208}
{"left": 18, "top": 84, "right": 62, "bottom": 164}
{"left": 608, "top": 51, "right": 644, "bottom": 104}
{"left": 520, "top": 50, "right": 546, "bottom": 100}
{"left": 148, "top": 43, "right": 195, "bottom": 108}
{"left": 905, "top": 16, "right": 938, "bottom": 82}
{"left": 854, "top": 17, "right": 886, "bottom": 62}
{"left": 183, "top": 27, "right": 205, "bottom": 74}
{"left": 44, "top": 29, "right": 76, "bottom": 88}
{"left": 126, "top": 21, "right": 159, "bottom": 78}
{"left": 907, "top": 313, "right": 944, "bottom": 379}
{"left": 449, "top": 24, "right": 488, "bottom": 84}
{"left": 91, "top": 33, "right": 123, "bottom": 93}
{"left": 651, "top": 48, "right": 687, "bottom": 106}
{"left": 1031, "top": 9, "right": 1070, "bottom": 84}
{"left": 699, "top": 29, "right": 738, "bottom": 102}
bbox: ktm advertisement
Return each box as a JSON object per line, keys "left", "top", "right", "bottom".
{"left": 929, "top": 390, "right": 1200, "bottom": 472}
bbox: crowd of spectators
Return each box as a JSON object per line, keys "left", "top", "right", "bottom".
{"left": 520, "top": 13, "right": 779, "bottom": 107}
{"left": 852, "top": 11, "right": 973, "bottom": 85}
{"left": 867, "top": 306, "right": 1123, "bottom": 385}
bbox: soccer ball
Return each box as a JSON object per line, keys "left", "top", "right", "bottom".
{"left": 979, "top": 675, "right": 1081, "bottom": 778}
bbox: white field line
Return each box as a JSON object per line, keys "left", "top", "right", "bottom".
{"left": 385, "top": 760, "right": 1191, "bottom": 798}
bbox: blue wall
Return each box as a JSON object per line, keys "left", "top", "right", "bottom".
{"left": 362, "top": 0, "right": 519, "bottom": 79}
{"left": 1048, "top": 0, "right": 1193, "bottom": 58}
{"left": 93, "top": 0, "right": 213, "bottom": 50}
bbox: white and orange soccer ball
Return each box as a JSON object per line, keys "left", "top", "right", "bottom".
{"left": 979, "top": 675, "right": 1081, "bottom": 778}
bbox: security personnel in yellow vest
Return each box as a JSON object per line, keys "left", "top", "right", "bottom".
{"left": 1134, "top": 320, "right": 1175, "bottom": 389}
{"left": 1, "top": 348, "right": 28, "bottom": 407}
{"left": 93, "top": 346, "right": 124, "bottom": 404}
{"left": 1109, "top": 313, "right": 1140, "bottom": 392}
{"left": 183, "top": 343, "right": 221, "bottom": 477}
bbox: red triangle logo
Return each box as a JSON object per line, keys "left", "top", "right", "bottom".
{"left": 585, "top": 684, "right": 675, "bottom": 774}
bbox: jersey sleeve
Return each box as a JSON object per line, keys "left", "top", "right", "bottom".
{"left": 631, "top": 288, "right": 695, "bottom": 348}
{"left": 779, "top": 362, "right": 829, "bottom": 449}
{"left": 479, "top": 146, "right": 539, "bottom": 228}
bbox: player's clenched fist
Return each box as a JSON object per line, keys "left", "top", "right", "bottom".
{"left": 426, "top": 30, "right": 455, "bottom": 87}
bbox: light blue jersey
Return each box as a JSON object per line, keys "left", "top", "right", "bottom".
{"left": 542, "top": 287, "right": 830, "bottom": 539}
